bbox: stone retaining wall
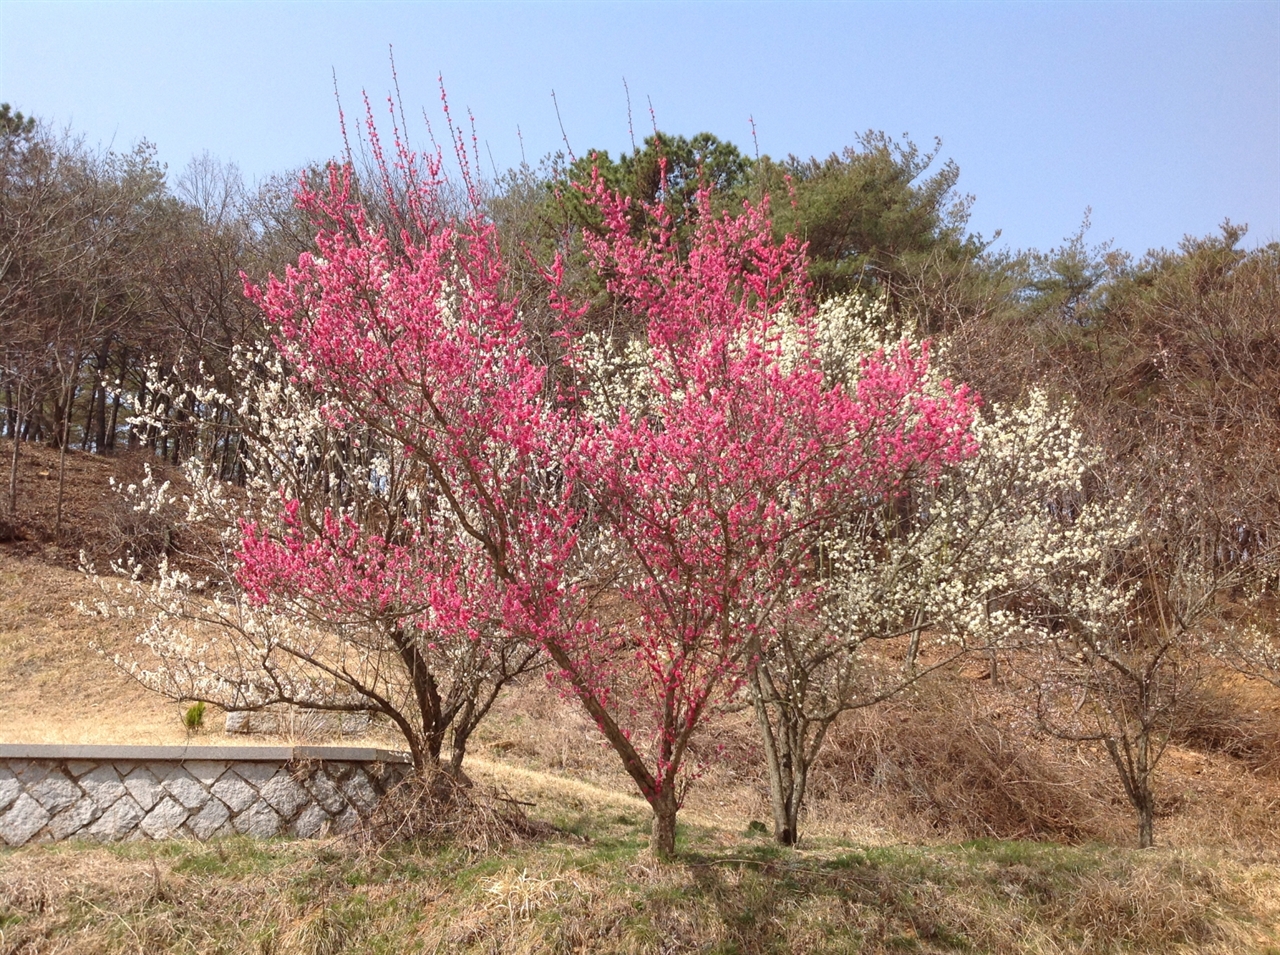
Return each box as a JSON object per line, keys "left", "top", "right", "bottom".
{"left": 0, "top": 744, "right": 413, "bottom": 847}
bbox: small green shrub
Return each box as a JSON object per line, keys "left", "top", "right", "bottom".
{"left": 183, "top": 700, "right": 206, "bottom": 734}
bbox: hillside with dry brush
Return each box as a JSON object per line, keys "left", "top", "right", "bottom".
{"left": 2, "top": 440, "right": 1280, "bottom": 954}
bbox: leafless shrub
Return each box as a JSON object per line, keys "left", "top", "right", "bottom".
{"left": 94, "top": 487, "right": 177, "bottom": 572}
{"left": 356, "top": 770, "right": 550, "bottom": 854}
{"left": 1170, "top": 680, "right": 1280, "bottom": 776}
{"left": 813, "top": 679, "right": 1111, "bottom": 842}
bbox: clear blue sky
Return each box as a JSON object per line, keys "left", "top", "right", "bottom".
{"left": 1, "top": 0, "right": 1276, "bottom": 256}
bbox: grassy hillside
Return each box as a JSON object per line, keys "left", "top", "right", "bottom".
{"left": 3, "top": 813, "right": 1279, "bottom": 954}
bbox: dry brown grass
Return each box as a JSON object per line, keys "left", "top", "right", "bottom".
{"left": 1172, "top": 677, "right": 1280, "bottom": 776}
{"left": 3, "top": 833, "right": 1277, "bottom": 954}
{"left": 0, "top": 549, "right": 403, "bottom": 750}
{"left": 0, "top": 551, "right": 188, "bottom": 745}
{"left": 802, "top": 677, "right": 1121, "bottom": 844}
{"left": 0, "top": 439, "right": 127, "bottom": 562}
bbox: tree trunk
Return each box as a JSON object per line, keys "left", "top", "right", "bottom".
{"left": 54, "top": 371, "right": 78, "bottom": 540}
{"left": 108, "top": 347, "right": 128, "bottom": 451}
{"left": 80, "top": 379, "right": 97, "bottom": 451}
{"left": 107, "top": 387, "right": 121, "bottom": 451}
{"left": 1107, "top": 733, "right": 1156, "bottom": 849}
{"left": 1138, "top": 798, "right": 1155, "bottom": 849}
{"left": 1134, "top": 739, "right": 1155, "bottom": 849}
{"left": 757, "top": 704, "right": 798, "bottom": 845}
{"left": 54, "top": 402, "right": 70, "bottom": 539}
{"left": 448, "top": 741, "right": 467, "bottom": 776}
{"left": 750, "top": 663, "right": 806, "bottom": 846}
{"left": 650, "top": 791, "right": 679, "bottom": 860}
{"left": 94, "top": 369, "right": 108, "bottom": 453}
{"left": 92, "top": 344, "right": 112, "bottom": 453}
{"left": 904, "top": 604, "right": 925, "bottom": 672}
{"left": 772, "top": 789, "right": 797, "bottom": 846}
{"left": 7, "top": 380, "right": 21, "bottom": 516}
{"left": 130, "top": 380, "right": 145, "bottom": 450}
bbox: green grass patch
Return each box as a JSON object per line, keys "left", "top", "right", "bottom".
{"left": 0, "top": 820, "right": 1275, "bottom": 954}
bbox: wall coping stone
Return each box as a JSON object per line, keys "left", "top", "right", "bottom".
{"left": 0, "top": 744, "right": 412, "bottom": 764}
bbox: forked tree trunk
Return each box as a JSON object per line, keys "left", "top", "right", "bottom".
{"left": 755, "top": 693, "right": 801, "bottom": 846}
{"left": 1107, "top": 733, "right": 1156, "bottom": 849}
{"left": 750, "top": 661, "right": 820, "bottom": 847}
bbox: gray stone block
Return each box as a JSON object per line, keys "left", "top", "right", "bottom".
{"left": 66, "top": 760, "right": 97, "bottom": 777}
{"left": 139, "top": 797, "right": 190, "bottom": 839}
{"left": 233, "top": 800, "right": 281, "bottom": 838}
{"left": 47, "top": 796, "right": 103, "bottom": 840}
{"left": 30, "top": 770, "right": 80, "bottom": 815}
{"left": 340, "top": 768, "right": 379, "bottom": 812}
{"left": 294, "top": 747, "right": 410, "bottom": 764}
{"left": 292, "top": 804, "right": 332, "bottom": 838}
{"left": 339, "top": 713, "right": 372, "bottom": 735}
{"left": 0, "top": 793, "right": 52, "bottom": 847}
{"left": 224, "top": 710, "right": 280, "bottom": 734}
{"left": 210, "top": 773, "right": 257, "bottom": 813}
{"left": 325, "top": 761, "right": 355, "bottom": 782}
{"left": 162, "top": 767, "right": 210, "bottom": 810}
{"left": 333, "top": 806, "right": 361, "bottom": 834}
{"left": 365, "top": 761, "right": 395, "bottom": 785}
{"left": 0, "top": 773, "right": 18, "bottom": 814}
{"left": 79, "top": 765, "right": 126, "bottom": 808}
{"left": 123, "top": 767, "right": 163, "bottom": 811}
{"left": 183, "top": 760, "right": 227, "bottom": 786}
{"left": 186, "top": 798, "right": 231, "bottom": 840}
{"left": 230, "top": 761, "right": 277, "bottom": 787}
{"left": 259, "top": 772, "right": 309, "bottom": 820}
{"left": 302, "top": 770, "right": 347, "bottom": 815}
{"left": 14, "top": 761, "right": 49, "bottom": 787}
{"left": 86, "top": 794, "right": 144, "bottom": 840}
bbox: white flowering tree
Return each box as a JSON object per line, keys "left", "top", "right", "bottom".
{"left": 1217, "top": 622, "right": 1280, "bottom": 691}
{"left": 754, "top": 330, "right": 1121, "bottom": 846}
{"left": 86, "top": 346, "right": 541, "bottom": 774}
{"left": 1021, "top": 445, "right": 1278, "bottom": 848}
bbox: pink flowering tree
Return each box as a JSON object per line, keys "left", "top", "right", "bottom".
{"left": 83, "top": 335, "right": 540, "bottom": 776}
{"left": 240, "top": 104, "right": 975, "bottom": 854}
{"left": 550, "top": 172, "right": 977, "bottom": 854}
{"left": 239, "top": 115, "right": 588, "bottom": 776}
{"left": 235, "top": 453, "right": 541, "bottom": 775}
